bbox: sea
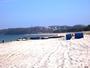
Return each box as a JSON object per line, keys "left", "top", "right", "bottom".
{"left": 0, "top": 34, "right": 55, "bottom": 43}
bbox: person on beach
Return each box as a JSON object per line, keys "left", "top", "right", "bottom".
{"left": 2, "top": 40, "right": 4, "bottom": 43}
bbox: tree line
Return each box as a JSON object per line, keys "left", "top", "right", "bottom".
{"left": 0, "top": 24, "right": 90, "bottom": 35}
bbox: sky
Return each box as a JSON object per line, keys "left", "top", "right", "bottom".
{"left": 0, "top": 0, "right": 90, "bottom": 29}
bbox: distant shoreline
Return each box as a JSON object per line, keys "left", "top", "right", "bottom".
{"left": 0, "top": 31, "right": 90, "bottom": 44}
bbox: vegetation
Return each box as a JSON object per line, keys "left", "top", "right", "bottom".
{"left": 0, "top": 25, "right": 90, "bottom": 35}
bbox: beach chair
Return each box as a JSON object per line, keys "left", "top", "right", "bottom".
{"left": 75, "top": 32, "right": 84, "bottom": 39}
{"left": 66, "top": 34, "right": 72, "bottom": 40}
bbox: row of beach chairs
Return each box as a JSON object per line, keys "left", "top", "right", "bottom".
{"left": 17, "top": 32, "right": 84, "bottom": 41}
{"left": 66, "top": 32, "right": 84, "bottom": 40}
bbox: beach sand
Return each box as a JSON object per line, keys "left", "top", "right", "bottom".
{"left": 0, "top": 35, "right": 90, "bottom": 68}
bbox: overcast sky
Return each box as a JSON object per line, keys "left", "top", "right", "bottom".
{"left": 0, "top": 0, "right": 90, "bottom": 29}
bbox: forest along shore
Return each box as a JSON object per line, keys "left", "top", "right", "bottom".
{"left": 0, "top": 35, "right": 90, "bottom": 68}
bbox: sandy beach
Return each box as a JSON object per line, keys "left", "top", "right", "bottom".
{"left": 0, "top": 35, "right": 90, "bottom": 68}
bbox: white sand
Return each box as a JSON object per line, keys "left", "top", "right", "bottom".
{"left": 0, "top": 35, "right": 90, "bottom": 68}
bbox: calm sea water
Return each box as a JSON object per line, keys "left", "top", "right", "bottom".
{"left": 0, "top": 34, "right": 54, "bottom": 42}
{"left": 0, "top": 35, "right": 24, "bottom": 42}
